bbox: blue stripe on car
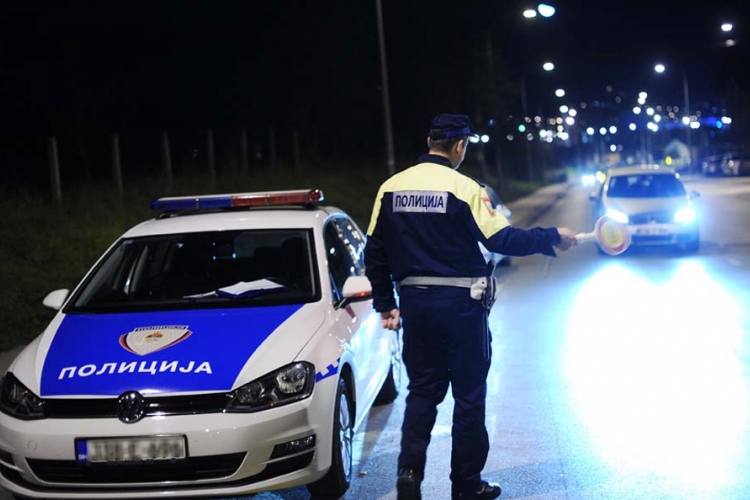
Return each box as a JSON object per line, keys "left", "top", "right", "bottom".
{"left": 40, "top": 305, "right": 303, "bottom": 397}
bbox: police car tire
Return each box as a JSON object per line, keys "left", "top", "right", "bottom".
{"left": 307, "top": 378, "right": 353, "bottom": 499}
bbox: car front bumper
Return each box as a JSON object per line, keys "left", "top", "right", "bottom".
{"left": 0, "top": 386, "right": 336, "bottom": 499}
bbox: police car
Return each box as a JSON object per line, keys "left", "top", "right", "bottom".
{"left": 0, "top": 189, "right": 402, "bottom": 499}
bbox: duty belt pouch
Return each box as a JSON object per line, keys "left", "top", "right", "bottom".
{"left": 469, "top": 277, "right": 487, "bottom": 300}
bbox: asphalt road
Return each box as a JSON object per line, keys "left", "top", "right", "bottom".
{"left": 3, "top": 175, "right": 750, "bottom": 500}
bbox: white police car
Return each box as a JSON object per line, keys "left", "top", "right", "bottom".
{"left": 0, "top": 189, "right": 402, "bottom": 499}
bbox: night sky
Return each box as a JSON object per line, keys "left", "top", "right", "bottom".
{"left": 1, "top": 1, "right": 747, "bottom": 186}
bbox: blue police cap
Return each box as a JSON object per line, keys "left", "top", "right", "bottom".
{"left": 429, "top": 114, "right": 479, "bottom": 140}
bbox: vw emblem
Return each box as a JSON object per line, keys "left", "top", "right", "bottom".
{"left": 117, "top": 391, "right": 146, "bottom": 424}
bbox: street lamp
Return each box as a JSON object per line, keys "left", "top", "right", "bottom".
{"left": 721, "top": 23, "right": 733, "bottom": 33}
{"left": 654, "top": 63, "right": 692, "bottom": 170}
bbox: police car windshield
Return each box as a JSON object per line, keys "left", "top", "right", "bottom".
{"left": 68, "top": 229, "right": 318, "bottom": 313}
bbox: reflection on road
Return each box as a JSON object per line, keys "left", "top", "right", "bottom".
{"left": 566, "top": 259, "right": 749, "bottom": 491}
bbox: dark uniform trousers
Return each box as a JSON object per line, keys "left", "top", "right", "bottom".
{"left": 397, "top": 284, "right": 491, "bottom": 491}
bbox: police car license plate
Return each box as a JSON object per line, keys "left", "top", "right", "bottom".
{"left": 76, "top": 436, "right": 187, "bottom": 464}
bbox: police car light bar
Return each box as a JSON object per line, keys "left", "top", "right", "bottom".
{"left": 151, "top": 189, "right": 325, "bottom": 211}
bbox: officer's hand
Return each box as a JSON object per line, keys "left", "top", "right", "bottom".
{"left": 380, "top": 309, "right": 401, "bottom": 331}
{"left": 555, "top": 227, "right": 578, "bottom": 251}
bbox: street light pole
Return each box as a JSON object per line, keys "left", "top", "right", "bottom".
{"left": 375, "top": 0, "right": 396, "bottom": 176}
{"left": 520, "top": 76, "right": 534, "bottom": 181}
{"left": 682, "top": 69, "right": 692, "bottom": 172}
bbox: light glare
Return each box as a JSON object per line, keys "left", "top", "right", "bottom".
{"left": 537, "top": 3, "right": 556, "bottom": 17}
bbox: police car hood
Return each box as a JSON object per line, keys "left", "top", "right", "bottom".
{"left": 18, "top": 303, "right": 325, "bottom": 398}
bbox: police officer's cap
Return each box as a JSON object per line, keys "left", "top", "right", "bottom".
{"left": 428, "top": 114, "right": 479, "bottom": 140}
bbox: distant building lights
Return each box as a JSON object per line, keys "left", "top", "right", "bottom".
{"left": 609, "top": 144, "right": 617, "bottom": 152}
{"left": 629, "top": 123, "right": 637, "bottom": 131}
{"left": 555, "top": 88, "right": 566, "bottom": 97}
{"left": 569, "top": 109, "right": 577, "bottom": 117}
{"left": 633, "top": 106, "right": 642, "bottom": 114}
{"left": 565, "top": 117, "right": 575, "bottom": 126}
{"left": 609, "top": 126, "right": 617, "bottom": 134}
{"left": 586, "top": 127, "right": 595, "bottom": 135}
{"left": 599, "top": 127, "right": 607, "bottom": 135}
{"left": 637, "top": 97, "right": 647, "bottom": 106}
{"left": 559, "top": 105, "right": 569, "bottom": 113}
{"left": 647, "top": 107, "right": 655, "bottom": 116}
{"left": 638, "top": 91, "right": 648, "bottom": 100}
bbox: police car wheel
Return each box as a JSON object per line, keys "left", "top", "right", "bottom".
{"left": 307, "top": 378, "right": 353, "bottom": 499}
{"left": 375, "top": 333, "right": 401, "bottom": 405}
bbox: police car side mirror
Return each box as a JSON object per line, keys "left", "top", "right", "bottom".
{"left": 43, "top": 289, "right": 70, "bottom": 311}
{"left": 341, "top": 276, "right": 372, "bottom": 303}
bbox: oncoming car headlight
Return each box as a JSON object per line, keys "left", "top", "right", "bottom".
{"left": 674, "top": 207, "right": 696, "bottom": 224}
{"left": 225, "top": 362, "right": 315, "bottom": 413}
{"left": 0, "top": 372, "right": 45, "bottom": 420}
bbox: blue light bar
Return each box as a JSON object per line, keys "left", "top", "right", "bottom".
{"left": 151, "top": 189, "right": 324, "bottom": 212}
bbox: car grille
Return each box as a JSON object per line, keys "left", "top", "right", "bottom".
{"left": 27, "top": 452, "right": 246, "bottom": 483}
{"left": 628, "top": 212, "right": 673, "bottom": 224}
{"left": 1, "top": 450, "right": 313, "bottom": 489}
{"left": 42, "top": 392, "right": 232, "bottom": 419}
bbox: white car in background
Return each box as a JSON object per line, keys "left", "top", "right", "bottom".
{"left": 0, "top": 189, "right": 401, "bottom": 500}
{"left": 591, "top": 166, "right": 700, "bottom": 252}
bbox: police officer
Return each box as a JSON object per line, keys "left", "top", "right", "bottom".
{"left": 363, "top": 114, "right": 577, "bottom": 500}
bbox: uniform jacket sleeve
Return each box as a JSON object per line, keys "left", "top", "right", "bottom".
{"left": 364, "top": 187, "right": 397, "bottom": 313}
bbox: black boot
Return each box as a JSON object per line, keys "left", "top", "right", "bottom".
{"left": 396, "top": 467, "right": 422, "bottom": 500}
{"left": 452, "top": 480, "right": 501, "bottom": 500}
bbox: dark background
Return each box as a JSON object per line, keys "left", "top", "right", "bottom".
{"left": 1, "top": 0, "right": 748, "bottom": 188}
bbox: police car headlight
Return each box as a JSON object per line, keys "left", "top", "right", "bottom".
{"left": 226, "top": 362, "right": 314, "bottom": 413}
{"left": 0, "top": 373, "right": 45, "bottom": 420}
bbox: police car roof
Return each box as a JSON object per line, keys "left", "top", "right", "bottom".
{"left": 124, "top": 205, "right": 344, "bottom": 238}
